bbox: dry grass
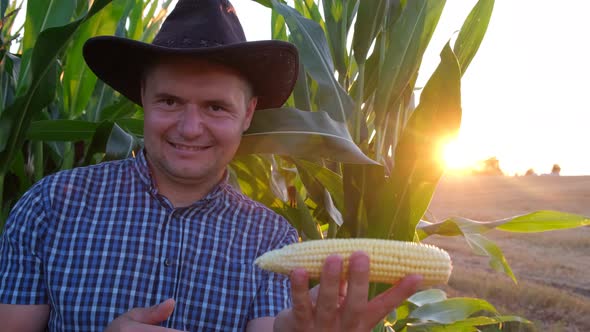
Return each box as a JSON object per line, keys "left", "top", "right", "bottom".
{"left": 426, "top": 175, "right": 590, "bottom": 331}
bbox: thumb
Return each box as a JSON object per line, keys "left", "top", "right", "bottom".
{"left": 126, "top": 298, "right": 176, "bottom": 325}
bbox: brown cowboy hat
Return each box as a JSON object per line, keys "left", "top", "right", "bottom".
{"left": 83, "top": 0, "right": 298, "bottom": 110}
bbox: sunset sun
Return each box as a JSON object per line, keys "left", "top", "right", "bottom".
{"left": 440, "top": 138, "right": 478, "bottom": 171}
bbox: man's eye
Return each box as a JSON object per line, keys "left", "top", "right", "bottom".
{"left": 211, "top": 105, "right": 224, "bottom": 112}
{"left": 163, "top": 98, "right": 176, "bottom": 106}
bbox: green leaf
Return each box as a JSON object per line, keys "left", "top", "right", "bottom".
{"left": 454, "top": 0, "right": 494, "bottom": 76}
{"left": 21, "top": 0, "right": 76, "bottom": 51}
{"left": 294, "top": 159, "right": 343, "bottom": 227}
{"left": 418, "top": 210, "right": 590, "bottom": 238}
{"left": 294, "top": 0, "right": 323, "bottom": 24}
{"left": 374, "top": 0, "right": 445, "bottom": 122}
{"left": 409, "top": 315, "right": 532, "bottom": 331}
{"left": 27, "top": 119, "right": 98, "bottom": 141}
{"left": 265, "top": 155, "right": 289, "bottom": 202}
{"left": 0, "top": 53, "right": 19, "bottom": 115}
{"left": 464, "top": 232, "right": 516, "bottom": 282}
{"left": 231, "top": 155, "right": 278, "bottom": 207}
{"left": 0, "top": 0, "right": 113, "bottom": 175}
{"left": 409, "top": 298, "right": 497, "bottom": 324}
{"left": 104, "top": 122, "right": 136, "bottom": 160}
{"left": 341, "top": 164, "right": 387, "bottom": 239}
{"left": 271, "top": 0, "right": 353, "bottom": 122}
{"left": 0, "top": 0, "right": 8, "bottom": 18}
{"left": 271, "top": 7, "right": 288, "bottom": 41}
{"left": 62, "top": 0, "right": 125, "bottom": 117}
{"left": 98, "top": 98, "right": 138, "bottom": 121}
{"left": 126, "top": 0, "right": 144, "bottom": 41}
{"left": 237, "top": 107, "right": 375, "bottom": 164}
{"left": 292, "top": 61, "right": 313, "bottom": 111}
{"left": 497, "top": 210, "right": 590, "bottom": 232}
{"left": 273, "top": 181, "right": 323, "bottom": 240}
{"left": 321, "top": 0, "right": 352, "bottom": 79}
{"left": 82, "top": 119, "right": 115, "bottom": 164}
{"left": 408, "top": 289, "right": 447, "bottom": 306}
{"left": 18, "top": 0, "right": 76, "bottom": 92}
{"left": 385, "top": 43, "right": 460, "bottom": 241}
{"left": 416, "top": 216, "right": 516, "bottom": 282}
{"left": 352, "top": 0, "right": 386, "bottom": 64}
{"left": 293, "top": 158, "right": 343, "bottom": 210}
{"left": 115, "top": 118, "right": 144, "bottom": 137}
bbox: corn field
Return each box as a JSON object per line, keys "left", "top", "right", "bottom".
{"left": 1, "top": 0, "right": 588, "bottom": 330}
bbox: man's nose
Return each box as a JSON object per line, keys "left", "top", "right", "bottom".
{"left": 178, "top": 105, "right": 205, "bottom": 138}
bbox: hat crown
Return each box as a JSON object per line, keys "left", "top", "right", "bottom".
{"left": 152, "top": 0, "right": 246, "bottom": 48}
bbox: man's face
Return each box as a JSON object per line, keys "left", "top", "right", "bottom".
{"left": 141, "top": 57, "right": 256, "bottom": 188}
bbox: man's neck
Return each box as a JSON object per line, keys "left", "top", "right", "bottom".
{"left": 156, "top": 178, "right": 222, "bottom": 208}
{"left": 146, "top": 162, "right": 225, "bottom": 208}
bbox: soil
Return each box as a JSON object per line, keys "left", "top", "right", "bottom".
{"left": 425, "top": 175, "right": 590, "bottom": 331}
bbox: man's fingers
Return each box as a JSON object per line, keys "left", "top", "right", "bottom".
{"left": 365, "top": 275, "right": 422, "bottom": 328}
{"left": 125, "top": 298, "right": 176, "bottom": 325}
{"left": 341, "top": 251, "right": 370, "bottom": 328}
{"left": 314, "top": 255, "right": 343, "bottom": 328}
{"left": 290, "top": 268, "right": 313, "bottom": 330}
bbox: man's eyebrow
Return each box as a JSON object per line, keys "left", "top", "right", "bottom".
{"left": 152, "top": 92, "right": 183, "bottom": 101}
{"left": 204, "top": 98, "right": 237, "bottom": 108}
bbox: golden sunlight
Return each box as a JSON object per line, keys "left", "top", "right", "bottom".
{"left": 440, "top": 138, "right": 478, "bottom": 171}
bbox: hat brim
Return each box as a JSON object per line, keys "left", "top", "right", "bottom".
{"left": 83, "top": 36, "right": 299, "bottom": 110}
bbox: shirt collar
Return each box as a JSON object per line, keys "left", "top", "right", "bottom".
{"left": 133, "top": 149, "right": 229, "bottom": 208}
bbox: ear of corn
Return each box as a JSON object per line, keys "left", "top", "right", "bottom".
{"left": 254, "top": 238, "right": 452, "bottom": 286}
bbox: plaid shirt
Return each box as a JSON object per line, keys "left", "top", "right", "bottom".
{"left": 0, "top": 150, "right": 298, "bottom": 331}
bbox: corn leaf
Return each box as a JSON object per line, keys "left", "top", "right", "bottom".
{"left": 294, "top": 160, "right": 343, "bottom": 227}
{"left": 414, "top": 211, "right": 590, "bottom": 283}
{"left": 62, "top": 1, "right": 125, "bottom": 117}
{"left": 0, "top": 0, "right": 113, "bottom": 175}
{"left": 104, "top": 122, "right": 136, "bottom": 161}
{"left": 408, "top": 289, "right": 448, "bottom": 306}
{"left": 352, "top": 0, "right": 386, "bottom": 64}
{"left": 418, "top": 210, "right": 590, "bottom": 237}
{"left": 454, "top": 0, "right": 494, "bottom": 76}
{"left": 374, "top": 0, "right": 445, "bottom": 122}
{"left": 321, "top": 0, "right": 353, "bottom": 79}
{"left": 386, "top": 42, "right": 461, "bottom": 241}
{"left": 464, "top": 232, "right": 516, "bottom": 282}
{"left": 292, "top": 158, "right": 343, "bottom": 210}
{"left": 237, "top": 108, "right": 375, "bottom": 164}
{"left": 115, "top": 118, "right": 143, "bottom": 137}
{"left": 292, "top": 61, "right": 312, "bottom": 111}
{"left": 409, "top": 298, "right": 497, "bottom": 324}
{"left": 231, "top": 155, "right": 278, "bottom": 207}
{"left": 271, "top": 0, "right": 353, "bottom": 122}
{"left": 18, "top": 0, "right": 76, "bottom": 92}
{"left": 27, "top": 119, "right": 98, "bottom": 141}
{"left": 409, "top": 315, "right": 531, "bottom": 331}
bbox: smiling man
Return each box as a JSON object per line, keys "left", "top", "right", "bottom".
{"left": 140, "top": 57, "right": 258, "bottom": 207}
{"left": 0, "top": 0, "right": 420, "bottom": 331}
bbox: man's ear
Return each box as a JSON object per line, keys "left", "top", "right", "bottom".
{"left": 242, "top": 96, "right": 258, "bottom": 132}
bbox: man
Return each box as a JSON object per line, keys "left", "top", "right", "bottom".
{"left": 0, "top": 0, "right": 421, "bottom": 331}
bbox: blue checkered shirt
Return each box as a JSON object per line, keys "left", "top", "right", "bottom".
{"left": 0, "top": 150, "right": 298, "bottom": 331}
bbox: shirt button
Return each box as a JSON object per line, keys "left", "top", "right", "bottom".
{"left": 164, "top": 258, "right": 173, "bottom": 267}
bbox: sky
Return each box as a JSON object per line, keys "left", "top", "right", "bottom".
{"left": 231, "top": 0, "right": 590, "bottom": 176}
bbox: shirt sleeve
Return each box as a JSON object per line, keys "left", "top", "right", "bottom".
{"left": 0, "top": 182, "right": 49, "bottom": 304}
{"left": 248, "top": 220, "right": 299, "bottom": 320}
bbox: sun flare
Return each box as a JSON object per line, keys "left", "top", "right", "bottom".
{"left": 440, "top": 139, "right": 478, "bottom": 171}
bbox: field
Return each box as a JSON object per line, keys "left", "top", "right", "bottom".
{"left": 426, "top": 175, "right": 590, "bottom": 331}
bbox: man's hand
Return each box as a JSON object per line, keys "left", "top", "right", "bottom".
{"left": 274, "top": 251, "right": 422, "bottom": 332}
{"left": 104, "top": 298, "right": 183, "bottom": 332}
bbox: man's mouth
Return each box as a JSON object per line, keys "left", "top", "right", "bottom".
{"left": 169, "top": 142, "right": 211, "bottom": 151}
